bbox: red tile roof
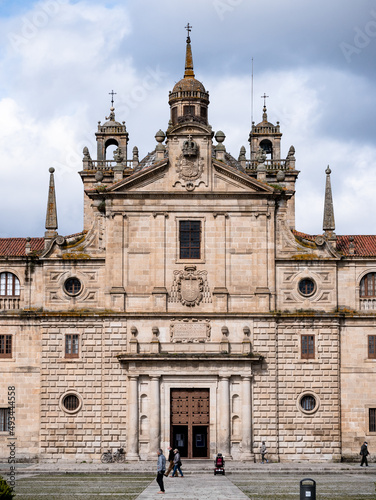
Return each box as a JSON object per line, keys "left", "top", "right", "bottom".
{"left": 336, "top": 235, "right": 376, "bottom": 257}
{"left": 293, "top": 230, "right": 316, "bottom": 242}
{"left": 0, "top": 238, "right": 45, "bottom": 257}
{"left": 293, "top": 230, "right": 376, "bottom": 257}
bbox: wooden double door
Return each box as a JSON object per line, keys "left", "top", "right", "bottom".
{"left": 170, "top": 388, "right": 210, "bottom": 459}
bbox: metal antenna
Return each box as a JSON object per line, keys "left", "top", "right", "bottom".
{"left": 251, "top": 57, "right": 254, "bottom": 125}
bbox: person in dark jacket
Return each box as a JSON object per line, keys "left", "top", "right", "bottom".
{"left": 360, "top": 441, "right": 369, "bottom": 467}
{"left": 164, "top": 446, "right": 177, "bottom": 477}
{"left": 156, "top": 448, "right": 166, "bottom": 493}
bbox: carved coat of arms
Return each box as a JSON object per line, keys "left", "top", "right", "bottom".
{"left": 169, "top": 265, "right": 211, "bottom": 306}
{"left": 176, "top": 154, "right": 204, "bottom": 182}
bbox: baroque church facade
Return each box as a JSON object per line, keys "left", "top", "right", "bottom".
{"left": 1, "top": 31, "right": 375, "bottom": 463}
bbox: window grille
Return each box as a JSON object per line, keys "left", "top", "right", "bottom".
{"left": 0, "top": 335, "right": 12, "bottom": 358}
{"left": 0, "top": 408, "right": 9, "bottom": 432}
{"left": 301, "top": 335, "right": 315, "bottom": 359}
{"left": 63, "top": 395, "right": 80, "bottom": 412}
{"left": 370, "top": 408, "right": 376, "bottom": 432}
{"left": 368, "top": 336, "right": 376, "bottom": 359}
{"left": 65, "top": 334, "right": 79, "bottom": 358}
{"left": 300, "top": 395, "right": 316, "bottom": 412}
{"left": 179, "top": 221, "right": 201, "bottom": 259}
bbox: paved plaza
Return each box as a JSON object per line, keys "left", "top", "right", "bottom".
{"left": 1, "top": 462, "right": 376, "bottom": 499}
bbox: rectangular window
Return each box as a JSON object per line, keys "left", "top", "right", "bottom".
{"left": 183, "top": 105, "right": 195, "bottom": 116}
{"left": 0, "top": 335, "right": 12, "bottom": 359}
{"left": 65, "top": 334, "right": 79, "bottom": 359}
{"left": 171, "top": 107, "right": 178, "bottom": 125}
{"left": 0, "top": 408, "right": 9, "bottom": 432}
{"left": 301, "top": 335, "right": 315, "bottom": 359}
{"left": 368, "top": 336, "right": 376, "bottom": 359}
{"left": 179, "top": 221, "right": 201, "bottom": 259}
{"left": 370, "top": 408, "right": 376, "bottom": 432}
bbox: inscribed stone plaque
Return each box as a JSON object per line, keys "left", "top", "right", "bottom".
{"left": 170, "top": 320, "right": 210, "bottom": 342}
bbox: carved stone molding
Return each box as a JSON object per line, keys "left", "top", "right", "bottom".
{"left": 169, "top": 265, "right": 211, "bottom": 306}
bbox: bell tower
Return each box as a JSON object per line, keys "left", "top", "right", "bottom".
{"left": 249, "top": 95, "right": 282, "bottom": 161}
{"left": 95, "top": 92, "right": 129, "bottom": 163}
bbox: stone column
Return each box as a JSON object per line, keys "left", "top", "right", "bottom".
{"left": 127, "top": 375, "right": 139, "bottom": 460}
{"left": 242, "top": 376, "right": 253, "bottom": 459}
{"left": 218, "top": 376, "right": 231, "bottom": 457}
{"left": 149, "top": 376, "right": 160, "bottom": 456}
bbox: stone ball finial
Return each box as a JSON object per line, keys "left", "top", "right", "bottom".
{"left": 95, "top": 171, "right": 104, "bottom": 182}
{"left": 221, "top": 326, "right": 229, "bottom": 337}
{"left": 215, "top": 131, "right": 226, "bottom": 143}
{"left": 326, "top": 165, "right": 331, "bottom": 175}
{"left": 155, "top": 130, "right": 166, "bottom": 143}
{"left": 276, "top": 170, "right": 285, "bottom": 182}
{"left": 26, "top": 236, "right": 31, "bottom": 242}
{"left": 49, "top": 167, "right": 55, "bottom": 173}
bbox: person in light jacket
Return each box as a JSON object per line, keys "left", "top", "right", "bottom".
{"left": 156, "top": 448, "right": 166, "bottom": 493}
{"left": 260, "top": 441, "right": 268, "bottom": 463}
{"left": 171, "top": 448, "right": 184, "bottom": 477}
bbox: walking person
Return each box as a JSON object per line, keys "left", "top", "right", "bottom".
{"left": 360, "top": 441, "right": 369, "bottom": 467}
{"left": 164, "top": 446, "right": 177, "bottom": 477}
{"left": 156, "top": 448, "right": 166, "bottom": 494}
{"left": 260, "top": 441, "right": 268, "bottom": 463}
{"left": 171, "top": 448, "right": 184, "bottom": 477}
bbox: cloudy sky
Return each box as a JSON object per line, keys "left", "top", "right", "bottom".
{"left": 0, "top": 0, "right": 375, "bottom": 238}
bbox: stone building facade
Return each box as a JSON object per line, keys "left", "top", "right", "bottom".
{"left": 0, "top": 31, "right": 375, "bottom": 463}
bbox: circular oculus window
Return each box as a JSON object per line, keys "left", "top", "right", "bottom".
{"left": 60, "top": 392, "right": 83, "bottom": 414}
{"left": 298, "top": 278, "right": 316, "bottom": 297}
{"left": 297, "top": 392, "right": 320, "bottom": 415}
{"left": 64, "top": 277, "right": 82, "bottom": 296}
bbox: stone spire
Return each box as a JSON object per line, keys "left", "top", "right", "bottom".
{"left": 184, "top": 23, "right": 194, "bottom": 78}
{"left": 323, "top": 165, "right": 335, "bottom": 237}
{"left": 45, "top": 167, "right": 58, "bottom": 239}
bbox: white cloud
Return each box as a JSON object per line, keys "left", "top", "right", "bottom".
{"left": 0, "top": 0, "right": 375, "bottom": 239}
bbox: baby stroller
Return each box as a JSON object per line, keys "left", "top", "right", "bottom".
{"left": 214, "top": 453, "right": 225, "bottom": 475}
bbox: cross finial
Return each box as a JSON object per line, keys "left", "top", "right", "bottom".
{"left": 109, "top": 90, "right": 117, "bottom": 107}
{"left": 185, "top": 23, "right": 192, "bottom": 40}
{"left": 261, "top": 93, "right": 269, "bottom": 107}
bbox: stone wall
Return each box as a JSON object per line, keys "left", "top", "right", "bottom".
{"left": 39, "top": 316, "right": 127, "bottom": 462}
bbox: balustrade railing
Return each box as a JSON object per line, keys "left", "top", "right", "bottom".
{"left": 360, "top": 298, "right": 376, "bottom": 310}
{"left": 0, "top": 297, "right": 20, "bottom": 310}
{"left": 245, "top": 159, "right": 290, "bottom": 171}
{"left": 84, "top": 159, "right": 134, "bottom": 171}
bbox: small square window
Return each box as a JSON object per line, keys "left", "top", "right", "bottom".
{"left": 301, "top": 335, "right": 315, "bottom": 359}
{"left": 0, "top": 335, "right": 12, "bottom": 359}
{"left": 65, "top": 334, "right": 79, "bottom": 359}
{"left": 368, "top": 336, "right": 376, "bottom": 359}
{"left": 0, "top": 408, "right": 9, "bottom": 431}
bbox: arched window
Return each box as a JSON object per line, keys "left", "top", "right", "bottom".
{"left": 0, "top": 273, "right": 20, "bottom": 296}
{"left": 104, "top": 138, "right": 119, "bottom": 161}
{"left": 259, "top": 139, "right": 273, "bottom": 159}
{"left": 360, "top": 273, "right": 376, "bottom": 297}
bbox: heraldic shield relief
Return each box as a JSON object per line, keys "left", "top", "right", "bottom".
{"left": 169, "top": 265, "right": 211, "bottom": 306}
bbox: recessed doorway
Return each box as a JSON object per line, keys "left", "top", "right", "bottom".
{"left": 170, "top": 388, "right": 209, "bottom": 459}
